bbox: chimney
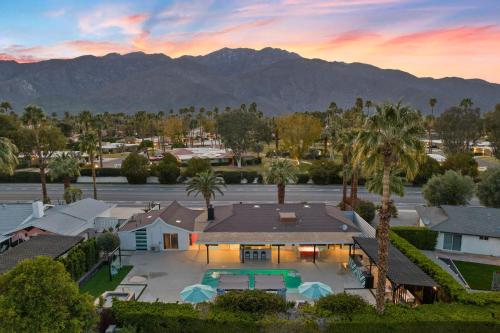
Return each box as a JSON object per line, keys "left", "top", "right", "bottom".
{"left": 207, "top": 204, "right": 215, "bottom": 221}
{"left": 32, "top": 201, "right": 44, "bottom": 218}
{"left": 279, "top": 212, "right": 297, "bottom": 223}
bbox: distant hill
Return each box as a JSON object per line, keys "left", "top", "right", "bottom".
{"left": 1, "top": 47, "right": 499, "bottom": 115}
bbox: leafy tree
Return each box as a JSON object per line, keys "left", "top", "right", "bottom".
{"left": 139, "top": 139, "right": 154, "bottom": 159}
{"left": 265, "top": 159, "right": 298, "bottom": 204}
{"left": 308, "top": 160, "right": 342, "bottom": 185}
{"left": 0, "top": 101, "right": 13, "bottom": 114}
{"left": 186, "top": 169, "right": 226, "bottom": 209}
{"left": 0, "top": 137, "right": 18, "bottom": 175}
{"left": 276, "top": 113, "right": 322, "bottom": 161}
{"left": 217, "top": 107, "right": 267, "bottom": 168}
{"left": 442, "top": 152, "right": 478, "bottom": 178}
{"left": 0, "top": 256, "right": 96, "bottom": 333}
{"left": 79, "top": 132, "right": 99, "bottom": 199}
{"left": 97, "top": 232, "right": 120, "bottom": 253}
{"left": 354, "top": 102, "right": 425, "bottom": 314}
{"left": 164, "top": 116, "right": 186, "bottom": 145}
{"left": 184, "top": 157, "right": 211, "bottom": 177}
{"left": 48, "top": 153, "right": 80, "bottom": 193}
{"left": 476, "top": 168, "right": 500, "bottom": 208}
{"left": 64, "top": 186, "right": 83, "bottom": 203}
{"left": 435, "top": 105, "right": 482, "bottom": 154}
{"left": 21, "top": 105, "right": 67, "bottom": 203}
{"left": 422, "top": 170, "right": 474, "bottom": 206}
{"left": 484, "top": 104, "right": 500, "bottom": 158}
{"left": 412, "top": 155, "right": 443, "bottom": 186}
{"left": 156, "top": 154, "right": 180, "bottom": 184}
{"left": 121, "top": 152, "right": 150, "bottom": 184}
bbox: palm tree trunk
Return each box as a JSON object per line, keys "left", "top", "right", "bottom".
{"left": 63, "top": 176, "right": 70, "bottom": 190}
{"left": 375, "top": 157, "right": 392, "bottom": 314}
{"left": 428, "top": 128, "right": 432, "bottom": 154}
{"left": 40, "top": 166, "right": 49, "bottom": 204}
{"left": 205, "top": 197, "right": 210, "bottom": 210}
{"left": 91, "top": 156, "right": 97, "bottom": 199}
{"left": 98, "top": 130, "right": 103, "bottom": 169}
{"left": 341, "top": 152, "right": 348, "bottom": 209}
{"left": 277, "top": 184, "right": 285, "bottom": 204}
{"left": 350, "top": 165, "right": 359, "bottom": 205}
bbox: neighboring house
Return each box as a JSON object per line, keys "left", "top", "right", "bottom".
{"left": 2, "top": 198, "right": 116, "bottom": 246}
{"left": 0, "top": 203, "right": 35, "bottom": 252}
{"left": 0, "top": 234, "right": 82, "bottom": 274}
{"left": 118, "top": 201, "right": 374, "bottom": 258}
{"left": 416, "top": 205, "right": 500, "bottom": 256}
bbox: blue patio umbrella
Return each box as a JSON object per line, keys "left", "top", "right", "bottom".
{"left": 180, "top": 284, "right": 217, "bottom": 303}
{"left": 298, "top": 282, "right": 333, "bottom": 300}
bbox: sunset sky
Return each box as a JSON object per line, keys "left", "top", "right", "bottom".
{"left": 1, "top": 0, "right": 499, "bottom": 83}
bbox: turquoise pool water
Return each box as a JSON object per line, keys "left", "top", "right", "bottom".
{"left": 201, "top": 269, "right": 302, "bottom": 289}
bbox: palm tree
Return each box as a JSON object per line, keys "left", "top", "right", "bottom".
{"left": 78, "top": 110, "right": 93, "bottom": 134}
{"left": 427, "top": 98, "right": 437, "bottom": 153}
{"left": 365, "top": 100, "right": 373, "bottom": 116}
{"left": 92, "top": 114, "right": 106, "bottom": 168}
{"left": 186, "top": 170, "right": 226, "bottom": 210}
{"left": 48, "top": 153, "right": 80, "bottom": 202}
{"left": 0, "top": 137, "right": 18, "bottom": 175}
{"left": 459, "top": 98, "right": 473, "bottom": 110}
{"left": 64, "top": 186, "right": 83, "bottom": 204}
{"left": 266, "top": 159, "right": 298, "bottom": 204}
{"left": 354, "top": 102, "right": 424, "bottom": 314}
{"left": 0, "top": 101, "right": 13, "bottom": 114}
{"left": 79, "top": 132, "right": 99, "bottom": 199}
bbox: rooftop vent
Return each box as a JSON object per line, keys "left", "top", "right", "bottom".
{"left": 175, "top": 220, "right": 181, "bottom": 224}
{"left": 304, "top": 205, "right": 310, "bottom": 208}
{"left": 279, "top": 212, "right": 297, "bottom": 223}
{"left": 254, "top": 205, "right": 260, "bottom": 208}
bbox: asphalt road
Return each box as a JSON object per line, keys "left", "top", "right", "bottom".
{"left": 0, "top": 183, "right": 441, "bottom": 208}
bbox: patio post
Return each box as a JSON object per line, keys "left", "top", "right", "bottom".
{"left": 206, "top": 244, "right": 210, "bottom": 264}
{"left": 313, "top": 244, "right": 316, "bottom": 263}
{"left": 240, "top": 244, "right": 244, "bottom": 263}
{"left": 277, "top": 245, "right": 280, "bottom": 264}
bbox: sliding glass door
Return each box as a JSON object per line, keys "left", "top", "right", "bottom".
{"left": 443, "top": 233, "right": 462, "bottom": 251}
{"left": 163, "top": 233, "right": 179, "bottom": 249}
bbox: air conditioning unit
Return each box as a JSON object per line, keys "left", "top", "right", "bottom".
{"left": 150, "top": 245, "right": 160, "bottom": 252}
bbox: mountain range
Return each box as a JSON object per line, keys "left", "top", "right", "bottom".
{"left": 1, "top": 47, "right": 499, "bottom": 115}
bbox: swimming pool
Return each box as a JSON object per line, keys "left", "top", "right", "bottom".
{"left": 201, "top": 268, "right": 302, "bottom": 289}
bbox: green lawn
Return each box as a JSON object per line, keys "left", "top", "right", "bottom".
{"left": 454, "top": 260, "right": 499, "bottom": 290}
{"left": 80, "top": 264, "right": 133, "bottom": 298}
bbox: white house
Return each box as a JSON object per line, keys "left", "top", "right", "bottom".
{"left": 416, "top": 205, "right": 500, "bottom": 257}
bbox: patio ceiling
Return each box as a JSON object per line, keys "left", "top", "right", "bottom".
{"left": 196, "top": 231, "right": 360, "bottom": 245}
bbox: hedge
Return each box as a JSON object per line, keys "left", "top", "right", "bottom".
{"left": 216, "top": 171, "right": 262, "bottom": 184}
{"left": 0, "top": 171, "right": 65, "bottom": 183}
{"left": 389, "top": 231, "right": 500, "bottom": 305}
{"left": 391, "top": 226, "right": 438, "bottom": 250}
{"left": 80, "top": 168, "right": 123, "bottom": 177}
{"left": 59, "top": 238, "right": 100, "bottom": 280}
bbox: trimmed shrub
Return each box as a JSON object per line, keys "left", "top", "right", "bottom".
{"left": 213, "top": 290, "right": 288, "bottom": 314}
{"left": 59, "top": 238, "right": 100, "bottom": 280}
{"left": 389, "top": 231, "right": 500, "bottom": 305}
{"left": 184, "top": 157, "right": 211, "bottom": 177}
{"left": 296, "top": 173, "right": 310, "bottom": 184}
{"left": 308, "top": 160, "right": 342, "bottom": 185}
{"left": 121, "top": 152, "right": 150, "bottom": 184}
{"left": 0, "top": 171, "right": 64, "bottom": 183}
{"left": 155, "top": 154, "right": 180, "bottom": 184}
{"left": 96, "top": 232, "right": 120, "bottom": 253}
{"left": 391, "top": 227, "right": 438, "bottom": 250}
{"left": 80, "top": 168, "right": 122, "bottom": 177}
{"left": 353, "top": 199, "right": 376, "bottom": 223}
{"left": 216, "top": 171, "right": 261, "bottom": 184}
{"left": 315, "top": 293, "right": 368, "bottom": 320}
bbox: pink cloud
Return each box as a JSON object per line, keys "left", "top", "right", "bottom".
{"left": 78, "top": 5, "right": 148, "bottom": 36}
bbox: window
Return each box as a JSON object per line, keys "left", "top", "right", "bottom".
{"left": 479, "top": 236, "right": 489, "bottom": 241}
{"left": 163, "top": 233, "right": 179, "bottom": 249}
{"left": 443, "top": 233, "right": 462, "bottom": 251}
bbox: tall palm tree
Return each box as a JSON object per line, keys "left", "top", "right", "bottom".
{"left": 266, "top": 159, "right": 298, "bottom": 204}
{"left": 78, "top": 110, "right": 93, "bottom": 134}
{"left": 186, "top": 170, "right": 226, "bottom": 210}
{"left": 48, "top": 153, "right": 80, "bottom": 202}
{"left": 79, "top": 132, "right": 99, "bottom": 199}
{"left": 0, "top": 137, "right": 18, "bottom": 175}
{"left": 92, "top": 114, "right": 105, "bottom": 168}
{"left": 354, "top": 102, "right": 425, "bottom": 314}
{"left": 427, "top": 98, "right": 437, "bottom": 153}
{"left": 459, "top": 98, "right": 473, "bottom": 110}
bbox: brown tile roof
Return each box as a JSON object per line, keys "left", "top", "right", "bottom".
{"left": 0, "top": 235, "right": 83, "bottom": 273}
{"left": 204, "top": 203, "right": 359, "bottom": 233}
{"left": 120, "top": 201, "right": 203, "bottom": 232}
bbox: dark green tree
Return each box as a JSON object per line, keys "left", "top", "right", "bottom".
{"left": 484, "top": 104, "right": 500, "bottom": 158}
{"left": 476, "top": 168, "right": 500, "bottom": 208}
{"left": 121, "top": 152, "right": 150, "bottom": 184}
{"left": 422, "top": 170, "right": 474, "bottom": 206}
{"left": 442, "top": 152, "right": 478, "bottom": 178}
{"left": 97, "top": 232, "right": 120, "bottom": 253}
{"left": 184, "top": 157, "right": 211, "bottom": 177}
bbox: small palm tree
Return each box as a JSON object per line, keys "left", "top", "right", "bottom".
{"left": 80, "top": 132, "right": 99, "bottom": 199}
{"left": 186, "top": 170, "right": 226, "bottom": 209}
{"left": 48, "top": 153, "right": 81, "bottom": 202}
{"left": 0, "top": 137, "right": 18, "bottom": 175}
{"left": 266, "top": 159, "right": 298, "bottom": 204}
{"left": 354, "top": 102, "right": 425, "bottom": 314}
{"left": 64, "top": 186, "right": 83, "bottom": 204}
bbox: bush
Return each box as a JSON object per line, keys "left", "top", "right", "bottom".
{"left": 391, "top": 226, "right": 438, "bottom": 250}
{"left": 353, "top": 199, "right": 376, "bottom": 223}
{"left": 97, "top": 232, "right": 120, "bottom": 253}
{"left": 389, "top": 231, "right": 500, "bottom": 305}
{"left": 476, "top": 168, "right": 500, "bottom": 208}
{"left": 213, "top": 290, "right": 288, "bottom": 314}
{"left": 156, "top": 154, "right": 180, "bottom": 184}
{"left": 315, "top": 293, "right": 368, "bottom": 320}
{"left": 297, "top": 173, "right": 310, "bottom": 184}
{"left": 422, "top": 170, "right": 474, "bottom": 206}
{"left": 59, "top": 238, "right": 100, "bottom": 280}
{"left": 80, "top": 168, "right": 122, "bottom": 177}
{"left": 413, "top": 156, "right": 443, "bottom": 186}
{"left": 0, "top": 171, "right": 64, "bottom": 183}
{"left": 216, "top": 171, "right": 261, "bottom": 184}
{"left": 184, "top": 157, "right": 211, "bottom": 177}
{"left": 121, "top": 152, "right": 150, "bottom": 184}
{"left": 442, "top": 152, "right": 479, "bottom": 178}
{"left": 308, "top": 160, "right": 342, "bottom": 185}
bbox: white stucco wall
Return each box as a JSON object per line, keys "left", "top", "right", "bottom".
{"left": 118, "top": 220, "right": 191, "bottom": 251}
{"left": 118, "top": 230, "right": 136, "bottom": 250}
{"left": 436, "top": 232, "right": 500, "bottom": 256}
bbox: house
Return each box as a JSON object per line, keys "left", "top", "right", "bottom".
{"left": 416, "top": 205, "right": 500, "bottom": 256}
{"left": 0, "top": 235, "right": 82, "bottom": 274}
{"left": 2, "top": 198, "right": 116, "bottom": 247}
{"left": 0, "top": 203, "right": 35, "bottom": 252}
{"left": 118, "top": 201, "right": 375, "bottom": 262}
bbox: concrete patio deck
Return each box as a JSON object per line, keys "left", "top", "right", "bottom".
{"left": 120, "top": 248, "right": 370, "bottom": 303}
